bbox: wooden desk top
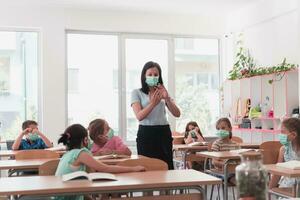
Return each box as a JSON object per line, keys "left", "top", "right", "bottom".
{"left": 265, "top": 164, "right": 300, "bottom": 178}
{"left": 0, "top": 170, "right": 221, "bottom": 196}
{"left": 173, "top": 144, "right": 208, "bottom": 151}
{"left": 0, "top": 149, "right": 66, "bottom": 158}
{"left": 196, "top": 151, "right": 243, "bottom": 159}
{"left": 0, "top": 155, "right": 143, "bottom": 170}
{"left": 239, "top": 143, "right": 260, "bottom": 149}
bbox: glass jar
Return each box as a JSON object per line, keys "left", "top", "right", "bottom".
{"left": 236, "top": 151, "right": 268, "bottom": 200}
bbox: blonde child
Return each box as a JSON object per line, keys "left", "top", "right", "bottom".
{"left": 269, "top": 118, "right": 300, "bottom": 189}
{"left": 55, "top": 124, "right": 145, "bottom": 200}
{"left": 12, "top": 120, "right": 53, "bottom": 150}
{"left": 88, "top": 119, "right": 131, "bottom": 156}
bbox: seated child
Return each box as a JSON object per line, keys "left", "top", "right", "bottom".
{"left": 55, "top": 124, "right": 145, "bottom": 200}
{"left": 184, "top": 121, "right": 205, "bottom": 144}
{"left": 269, "top": 118, "right": 300, "bottom": 189}
{"left": 12, "top": 120, "right": 53, "bottom": 150}
{"left": 183, "top": 121, "right": 205, "bottom": 170}
{"left": 88, "top": 119, "right": 131, "bottom": 156}
{"left": 211, "top": 117, "right": 239, "bottom": 169}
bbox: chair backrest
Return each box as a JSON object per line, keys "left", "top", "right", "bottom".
{"left": 117, "top": 157, "right": 168, "bottom": 171}
{"left": 259, "top": 141, "right": 282, "bottom": 164}
{"left": 172, "top": 131, "right": 184, "bottom": 144}
{"left": 39, "top": 159, "right": 60, "bottom": 176}
{"left": 15, "top": 149, "right": 60, "bottom": 160}
{"left": 6, "top": 140, "right": 14, "bottom": 150}
{"left": 231, "top": 136, "right": 243, "bottom": 143}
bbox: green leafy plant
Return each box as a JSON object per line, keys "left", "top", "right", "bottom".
{"left": 228, "top": 35, "right": 255, "bottom": 80}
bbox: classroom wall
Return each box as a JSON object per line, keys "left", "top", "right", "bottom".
{"left": 226, "top": 0, "right": 299, "bottom": 66}
{"left": 0, "top": 4, "right": 226, "bottom": 143}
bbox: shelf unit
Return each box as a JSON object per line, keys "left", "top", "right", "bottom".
{"left": 223, "top": 69, "right": 299, "bottom": 144}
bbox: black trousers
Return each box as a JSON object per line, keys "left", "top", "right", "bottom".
{"left": 136, "top": 125, "right": 174, "bottom": 170}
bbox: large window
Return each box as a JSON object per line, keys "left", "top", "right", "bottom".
{"left": 0, "top": 31, "right": 39, "bottom": 140}
{"left": 67, "top": 33, "right": 119, "bottom": 133}
{"left": 175, "top": 38, "right": 219, "bottom": 135}
{"left": 67, "top": 32, "right": 220, "bottom": 142}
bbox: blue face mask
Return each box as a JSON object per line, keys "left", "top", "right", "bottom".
{"left": 278, "top": 134, "right": 289, "bottom": 146}
{"left": 28, "top": 132, "right": 39, "bottom": 141}
{"left": 108, "top": 129, "right": 114, "bottom": 139}
{"left": 145, "top": 76, "right": 159, "bottom": 87}
{"left": 216, "top": 130, "right": 230, "bottom": 139}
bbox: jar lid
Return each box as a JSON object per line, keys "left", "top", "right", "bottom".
{"left": 240, "top": 151, "right": 262, "bottom": 160}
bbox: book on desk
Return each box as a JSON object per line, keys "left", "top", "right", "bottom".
{"left": 62, "top": 171, "right": 117, "bottom": 182}
{"left": 276, "top": 160, "right": 300, "bottom": 170}
{"left": 187, "top": 141, "right": 208, "bottom": 146}
{"left": 94, "top": 154, "right": 130, "bottom": 160}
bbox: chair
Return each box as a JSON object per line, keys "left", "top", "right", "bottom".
{"left": 231, "top": 136, "right": 243, "bottom": 144}
{"left": 39, "top": 159, "right": 60, "bottom": 176}
{"left": 117, "top": 157, "right": 168, "bottom": 171}
{"left": 6, "top": 140, "right": 14, "bottom": 150}
{"left": 9, "top": 150, "right": 60, "bottom": 177}
{"left": 15, "top": 149, "right": 60, "bottom": 160}
{"left": 259, "top": 141, "right": 282, "bottom": 164}
{"left": 172, "top": 131, "right": 184, "bottom": 145}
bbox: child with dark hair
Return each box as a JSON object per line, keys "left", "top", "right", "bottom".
{"left": 55, "top": 124, "right": 145, "bottom": 200}
{"left": 184, "top": 121, "right": 205, "bottom": 144}
{"left": 88, "top": 119, "right": 131, "bottom": 156}
{"left": 183, "top": 121, "right": 205, "bottom": 170}
{"left": 269, "top": 118, "right": 300, "bottom": 189}
{"left": 12, "top": 120, "right": 53, "bottom": 150}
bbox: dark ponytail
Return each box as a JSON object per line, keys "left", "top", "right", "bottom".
{"left": 58, "top": 124, "right": 87, "bottom": 150}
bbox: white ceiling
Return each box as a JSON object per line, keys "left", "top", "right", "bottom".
{"left": 4, "top": 0, "right": 262, "bottom": 15}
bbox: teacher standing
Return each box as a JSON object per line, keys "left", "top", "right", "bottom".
{"left": 131, "top": 61, "right": 181, "bottom": 169}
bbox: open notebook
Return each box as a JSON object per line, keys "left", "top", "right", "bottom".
{"left": 62, "top": 171, "right": 117, "bottom": 182}
{"left": 276, "top": 160, "right": 300, "bottom": 170}
{"left": 94, "top": 154, "right": 130, "bottom": 160}
{"left": 187, "top": 141, "right": 208, "bottom": 146}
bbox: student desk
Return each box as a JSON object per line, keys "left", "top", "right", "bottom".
{"left": 0, "top": 155, "right": 142, "bottom": 176}
{"left": 0, "top": 169, "right": 221, "bottom": 200}
{"left": 265, "top": 164, "right": 300, "bottom": 197}
{"left": 172, "top": 144, "right": 208, "bottom": 169}
{"left": 197, "top": 151, "right": 246, "bottom": 200}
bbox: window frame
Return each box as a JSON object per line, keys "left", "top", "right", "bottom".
{"left": 0, "top": 28, "right": 42, "bottom": 138}
{"left": 66, "top": 30, "right": 221, "bottom": 145}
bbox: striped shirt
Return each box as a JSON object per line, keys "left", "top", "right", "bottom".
{"left": 211, "top": 138, "right": 239, "bottom": 152}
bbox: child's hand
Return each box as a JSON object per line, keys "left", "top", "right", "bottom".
{"left": 133, "top": 165, "right": 146, "bottom": 172}
{"left": 22, "top": 128, "right": 32, "bottom": 135}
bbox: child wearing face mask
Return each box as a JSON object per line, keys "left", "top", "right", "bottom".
{"left": 88, "top": 119, "right": 132, "bottom": 156}
{"left": 184, "top": 121, "right": 205, "bottom": 144}
{"left": 211, "top": 118, "right": 239, "bottom": 168}
{"left": 12, "top": 120, "right": 53, "bottom": 150}
{"left": 55, "top": 124, "right": 145, "bottom": 200}
{"left": 269, "top": 118, "right": 300, "bottom": 189}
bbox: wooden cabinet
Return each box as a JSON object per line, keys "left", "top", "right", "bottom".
{"left": 223, "top": 69, "right": 299, "bottom": 143}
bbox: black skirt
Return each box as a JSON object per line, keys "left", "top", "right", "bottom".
{"left": 136, "top": 125, "right": 174, "bottom": 170}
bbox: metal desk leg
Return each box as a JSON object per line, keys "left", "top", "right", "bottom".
{"left": 223, "top": 161, "right": 229, "bottom": 200}
{"left": 183, "top": 151, "right": 187, "bottom": 169}
{"left": 296, "top": 179, "right": 300, "bottom": 197}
